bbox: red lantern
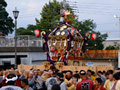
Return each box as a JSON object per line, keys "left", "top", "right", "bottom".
{"left": 34, "top": 29, "right": 40, "bottom": 37}
{"left": 51, "top": 47, "right": 56, "bottom": 52}
{"left": 91, "top": 33, "right": 97, "bottom": 40}
{"left": 71, "top": 28, "right": 75, "bottom": 36}
{"left": 60, "top": 8, "right": 65, "bottom": 16}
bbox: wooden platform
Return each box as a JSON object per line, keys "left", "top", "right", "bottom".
{"left": 18, "top": 64, "right": 114, "bottom": 72}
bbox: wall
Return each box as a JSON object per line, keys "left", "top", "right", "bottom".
{"left": 0, "top": 52, "right": 46, "bottom": 65}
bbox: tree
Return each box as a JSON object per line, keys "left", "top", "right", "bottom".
{"left": 77, "top": 19, "right": 108, "bottom": 50}
{"left": 35, "top": 0, "right": 77, "bottom": 33}
{"left": 17, "top": 24, "right": 37, "bottom": 35}
{"left": 105, "top": 45, "right": 119, "bottom": 50}
{"left": 105, "top": 45, "right": 115, "bottom": 50}
{"left": 87, "top": 32, "right": 108, "bottom": 50}
{"left": 0, "top": 0, "right": 14, "bottom": 36}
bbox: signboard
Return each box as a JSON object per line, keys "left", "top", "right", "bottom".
{"left": 88, "top": 62, "right": 93, "bottom": 66}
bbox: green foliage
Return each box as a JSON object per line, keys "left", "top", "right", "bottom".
{"left": 105, "top": 45, "right": 119, "bottom": 50}
{"left": 35, "top": 0, "right": 62, "bottom": 33}
{"left": 17, "top": 24, "right": 37, "bottom": 35}
{"left": 0, "top": 0, "right": 14, "bottom": 36}
{"left": 105, "top": 45, "right": 115, "bottom": 50}
{"left": 87, "top": 32, "right": 108, "bottom": 50}
{"left": 35, "top": 0, "right": 77, "bottom": 33}
{"left": 77, "top": 19, "right": 108, "bottom": 50}
{"left": 77, "top": 19, "right": 96, "bottom": 34}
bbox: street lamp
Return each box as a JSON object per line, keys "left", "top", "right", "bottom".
{"left": 114, "top": 41, "right": 117, "bottom": 68}
{"left": 114, "top": 15, "right": 120, "bottom": 68}
{"left": 13, "top": 7, "right": 19, "bottom": 68}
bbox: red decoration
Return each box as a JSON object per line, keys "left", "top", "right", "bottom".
{"left": 71, "top": 28, "right": 75, "bottom": 36}
{"left": 91, "top": 33, "right": 97, "bottom": 40}
{"left": 51, "top": 47, "right": 56, "bottom": 52}
{"left": 60, "top": 8, "right": 65, "bottom": 16}
{"left": 77, "top": 48, "right": 80, "bottom": 51}
{"left": 34, "top": 29, "right": 40, "bottom": 37}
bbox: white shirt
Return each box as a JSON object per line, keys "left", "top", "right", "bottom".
{"left": 0, "top": 85, "right": 23, "bottom": 90}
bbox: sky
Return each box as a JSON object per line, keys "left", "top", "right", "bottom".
{"left": 5, "top": 0, "right": 120, "bottom": 40}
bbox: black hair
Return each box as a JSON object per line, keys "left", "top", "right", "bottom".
{"left": 80, "top": 70, "right": 86, "bottom": 75}
{"left": 67, "top": 70, "right": 73, "bottom": 75}
{"left": 62, "top": 71, "right": 67, "bottom": 74}
{"left": 53, "top": 70, "right": 58, "bottom": 75}
{"left": 75, "top": 71, "right": 78, "bottom": 73}
{"left": 107, "top": 70, "right": 113, "bottom": 74}
{"left": 105, "top": 73, "right": 109, "bottom": 76}
{"left": 73, "top": 74, "right": 80, "bottom": 79}
{"left": 96, "top": 78, "right": 102, "bottom": 84}
{"left": 6, "top": 73, "right": 17, "bottom": 85}
{"left": 113, "top": 72, "right": 119, "bottom": 80}
{"left": 98, "top": 71, "right": 103, "bottom": 74}
{"left": 91, "top": 71, "right": 95, "bottom": 75}
{"left": 103, "top": 71, "right": 106, "bottom": 74}
{"left": 87, "top": 70, "right": 92, "bottom": 73}
{"left": 52, "top": 84, "right": 60, "bottom": 90}
{"left": 44, "top": 70, "right": 48, "bottom": 72}
{"left": 21, "top": 79, "right": 29, "bottom": 85}
{"left": 57, "top": 73, "right": 64, "bottom": 81}
{"left": 37, "top": 69, "right": 40, "bottom": 71}
{"left": 50, "top": 65, "right": 56, "bottom": 70}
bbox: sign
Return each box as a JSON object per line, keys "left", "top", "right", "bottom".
{"left": 88, "top": 62, "right": 93, "bottom": 66}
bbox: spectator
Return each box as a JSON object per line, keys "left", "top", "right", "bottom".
{"left": 103, "top": 71, "right": 106, "bottom": 76}
{"left": 105, "top": 73, "right": 109, "bottom": 79}
{"left": 94, "top": 78, "right": 106, "bottom": 90}
{"left": 34, "top": 70, "right": 43, "bottom": 90}
{"left": 51, "top": 84, "right": 60, "bottom": 90}
{"left": 76, "top": 70, "right": 94, "bottom": 90}
{"left": 64, "top": 70, "right": 75, "bottom": 90}
{"left": 111, "top": 72, "right": 120, "bottom": 90}
{"left": 37, "top": 69, "right": 42, "bottom": 77}
{"left": 0, "top": 70, "right": 4, "bottom": 88}
{"left": 87, "top": 70, "right": 93, "bottom": 80}
{"left": 45, "top": 70, "right": 59, "bottom": 90}
{"left": 107, "top": 70, "right": 113, "bottom": 74}
{"left": 28, "top": 71, "right": 36, "bottom": 89}
{"left": 0, "top": 73, "right": 23, "bottom": 90}
{"left": 104, "top": 73, "right": 114, "bottom": 90}
{"left": 91, "top": 71, "right": 98, "bottom": 82}
{"left": 72, "top": 74, "right": 80, "bottom": 86}
{"left": 21, "top": 79, "right": 33, "bottom": 90}
{"left": 97, "top": 71, "right": 106, "bottom": 85}
{"left": 57, "top": 73, "right": 67, "bottom": 90}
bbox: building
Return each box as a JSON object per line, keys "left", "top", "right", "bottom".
{"left": 0, "top": 35, "right": 46, "bottom": 68}
{"left": 103, "top": 40, "right": 120, "bottom": 50}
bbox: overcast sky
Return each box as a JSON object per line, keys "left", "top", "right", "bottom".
{"left": 5, "top": 0, "right": 120, "bottom": 40}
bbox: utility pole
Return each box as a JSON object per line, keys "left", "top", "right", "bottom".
{"left": 63, "top": 0, "right": 67, "bottom": 11}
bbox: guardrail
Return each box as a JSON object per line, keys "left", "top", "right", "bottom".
{"left": 0, "top": 35, "right": 44, "bottom": 47}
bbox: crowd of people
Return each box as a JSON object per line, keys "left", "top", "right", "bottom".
{"left": 0, "top": 65, "right": 120, "bottom": 90}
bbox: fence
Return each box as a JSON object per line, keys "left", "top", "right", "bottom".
{"left": 83, "top": 50, "right": 118, "bottom": 58}
{"left": 0, "top": 35, "right": 44, "bottom": 47}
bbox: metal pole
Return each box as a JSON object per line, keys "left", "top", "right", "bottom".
{"left": 63, "top": 0, "right": 67, "bottom": 11}
{"left": 118, "top": 18, "right": 120, "bottom": 68}
{"left": 115, "top": 46, "right": 116, "bottom": 68}
{"left": 15, "top": 18, "right": 17, "bottom": 68}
